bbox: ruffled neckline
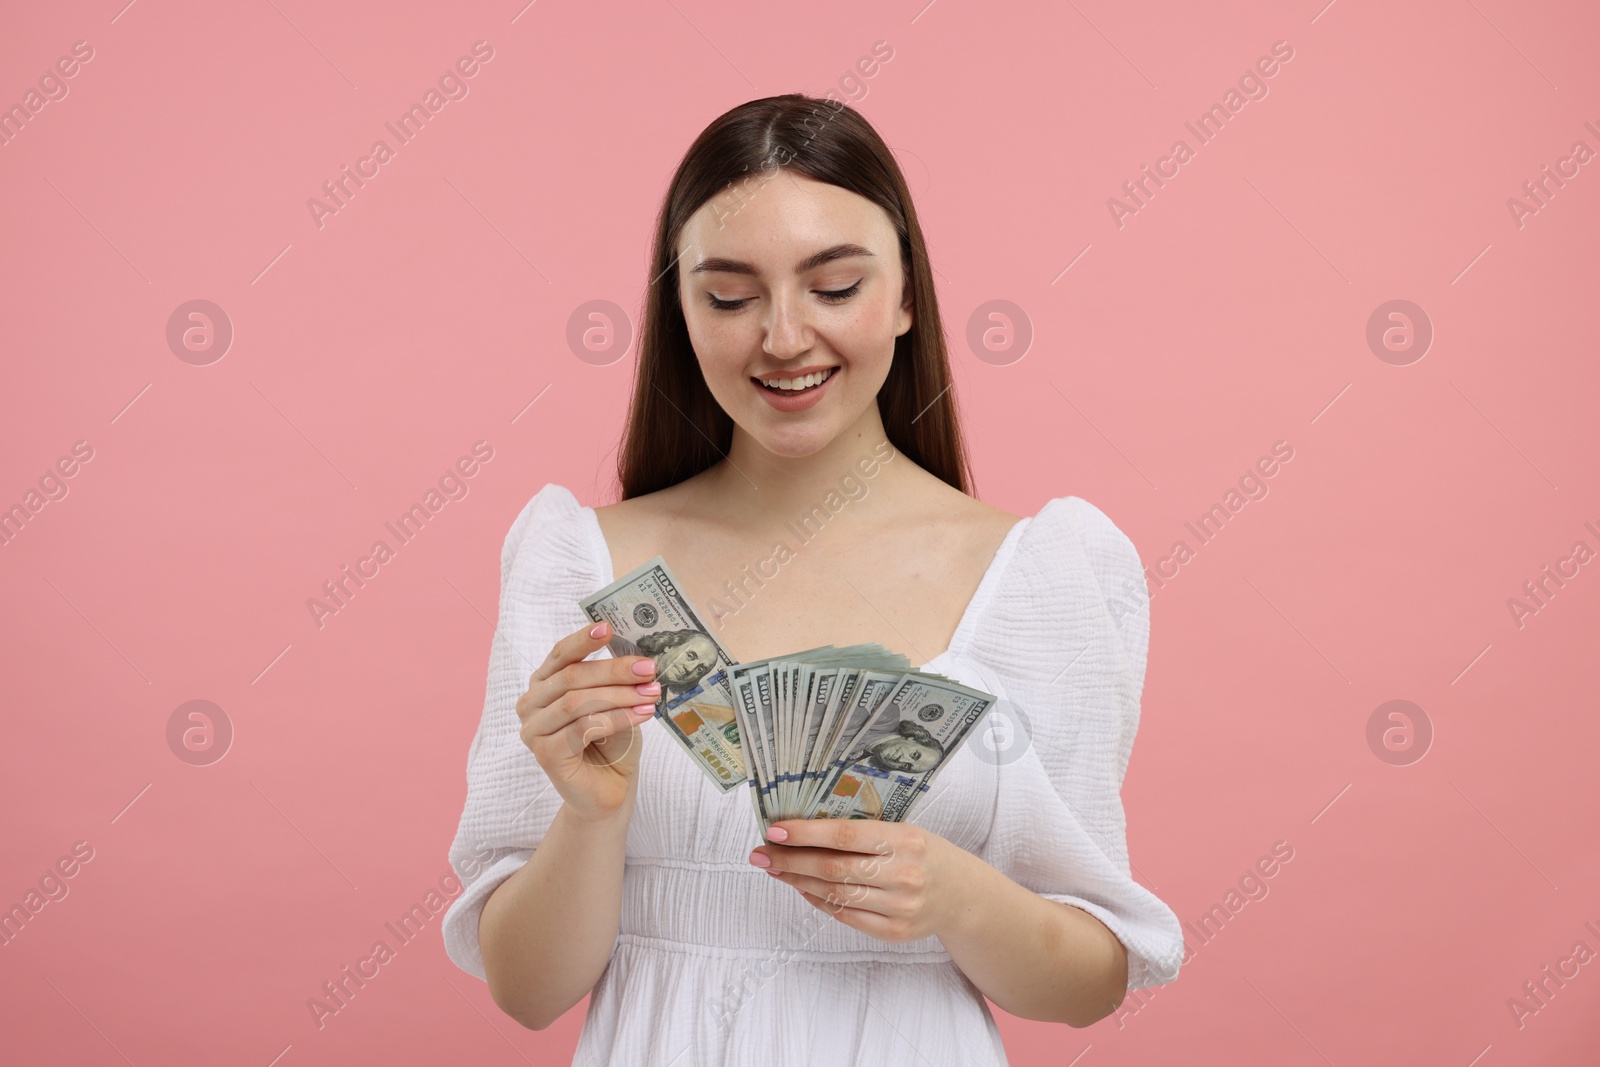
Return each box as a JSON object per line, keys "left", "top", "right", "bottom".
{"left": 572, "top": 490, "right": 1032, "bottom": 671}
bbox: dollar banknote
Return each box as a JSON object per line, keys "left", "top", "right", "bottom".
{"left": 579, "top": 557, "right": 746, "bottom": 791}
{"left": 728, "top": 651, "right": 995, "bottom": 835}
{"left": 579, "top": 559, "right": 1001, "bottom": 830}
{"left": 807, "top": 673, "right": 998, "bottom": 823}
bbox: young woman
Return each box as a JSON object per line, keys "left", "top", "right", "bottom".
{"left": 443, "top": 94, "right": 1185, "bottom": 1065}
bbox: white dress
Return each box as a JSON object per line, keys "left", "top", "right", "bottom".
{"left": 443, "top": 483, "right": 1185, "bottom": 1065}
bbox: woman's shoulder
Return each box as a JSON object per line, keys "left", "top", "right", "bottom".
{"left": 1014, "top": 495, "right": 1143, "bottom": 579}
{"left": 503, "top": 481, "right": 583, "bottom": 539}
{"left": 975, "top": 492, "right": 1150, "bottom": 671}
{"left": 498, "top": 482, "right": 599, "bottom": 581}
{"left": 901, "top": 469, "right": 1023, "bottom": 557}
{"left": 589, "top": 475, "right": 709, "bottom": 582}
{"left": 949, "top": 484, "right": 1144, "bottom": 589}
{"left": 961, "top": 494, "right": 1152, "bottom": 786}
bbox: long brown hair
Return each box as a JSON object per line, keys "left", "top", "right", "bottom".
{"left": 616, "top": 94, "right": 974, "bottom": 500}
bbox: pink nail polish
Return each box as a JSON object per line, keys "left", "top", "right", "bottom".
{"left": 589, "top": 623, "right": 607, "bottom": 639}
{"left": 765, "top": 826, "right": 788, "bottom": 842}
{"left": 631, "top": 659, "right": 657, "bottom": 677}
{"left": 635, "top": 681, "right": 661, "bottom": 696}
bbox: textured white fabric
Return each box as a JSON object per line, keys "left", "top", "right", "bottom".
{"left": 443, "top": 482, "right": 1184, "bottom": 1065}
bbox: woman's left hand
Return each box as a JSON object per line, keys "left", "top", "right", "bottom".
{"left": 749, "top": 819, "right": 977, "bottom": 943}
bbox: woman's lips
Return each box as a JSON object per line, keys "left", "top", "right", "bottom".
{"left": 752, "top": 367, "right": 837, "bottom": 412}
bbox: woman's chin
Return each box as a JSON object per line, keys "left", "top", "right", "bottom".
{"left": 732, "top": 409, "right": 864, "bottom": 460}
{"left": 741, "top": 419, "right": 851, "bottom": 458}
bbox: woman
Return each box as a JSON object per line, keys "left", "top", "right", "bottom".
{"left": 444, "top": 94, "right": 1185, "bottom": 1065}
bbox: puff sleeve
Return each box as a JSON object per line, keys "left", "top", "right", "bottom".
{"left": 967, "top": 497, "right": 1184, "bottom": 991}
{"left": 441, "top": 483, "right": 607, "bottom": 981}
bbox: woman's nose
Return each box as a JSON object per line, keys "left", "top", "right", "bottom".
{"left": 762, "top": 292, "right": 814, "bottom": 359}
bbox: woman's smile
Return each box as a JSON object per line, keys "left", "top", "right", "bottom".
{"left": 750, "top": 364, "right": 839, "bottom": 412}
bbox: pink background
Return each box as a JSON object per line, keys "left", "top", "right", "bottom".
{"left": 3, "top": 1, "right": 1597, "bottom": 1064}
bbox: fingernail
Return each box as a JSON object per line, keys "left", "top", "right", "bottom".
{"left": 631, "top": 659, "right": 656, "bottom": 677}
{"left": 589, "top": 622, "right": 607, "bottom": 639}
{"left": 635, "top": 682, "right": 661, "bottom": 696}
{"left": 748, "top": 851, "right": 771, "bottom": 868}
{"left": 765, "top": 826, "right": 788, "bottom": 842}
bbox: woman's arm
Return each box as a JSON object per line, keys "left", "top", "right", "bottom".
{"left": 752, "top": 819, "right": 1128, "bottom": 1027}
{"left": 479, "top": 795, "right": 635, "bottom": 1030}
{"left": 931, "top": 841, "right": 1127, "bottom": 1026}
{"left": 479, "top": 619, "right": 657, "bottom": 1031}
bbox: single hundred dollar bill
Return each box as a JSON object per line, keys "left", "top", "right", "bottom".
{"left": 579, "top": 557, "right": 746, "bottom": 791}
{"left": 807, "top": 674, "right": 997, "bottom": 823}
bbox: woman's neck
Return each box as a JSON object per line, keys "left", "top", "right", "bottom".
{"left": 698, "top": 404, "right": 918, "bottom": 528}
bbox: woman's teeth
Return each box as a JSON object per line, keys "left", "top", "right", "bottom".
{"left": 759, "top": 368, "right": 834, "bottom": 392}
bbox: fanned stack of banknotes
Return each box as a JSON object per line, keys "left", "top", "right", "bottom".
{"left": 580, "top": 557, "right": 1000, "bottom": 837}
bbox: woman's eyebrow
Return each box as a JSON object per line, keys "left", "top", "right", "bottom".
{"left": 688, "top": 243, "right": 876, "bottom": 277}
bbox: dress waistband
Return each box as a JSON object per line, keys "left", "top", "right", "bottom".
{"left": 619, "top": 857, "right": 955, "bottom": 964}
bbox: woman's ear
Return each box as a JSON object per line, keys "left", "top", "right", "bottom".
{"left": 896, "top": 272, "right": 914, "bottom": 337}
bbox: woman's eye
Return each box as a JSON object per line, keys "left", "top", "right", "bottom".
{"left": 705, "top": 280, "right": 862, "bottom": 312}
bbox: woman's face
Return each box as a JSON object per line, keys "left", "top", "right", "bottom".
{"left": 676, "top": 170, "right": 914, "bottom": 459}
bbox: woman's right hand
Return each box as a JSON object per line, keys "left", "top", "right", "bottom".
{"left": 517, "top": 621, "right": 658, "bottom": 823}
